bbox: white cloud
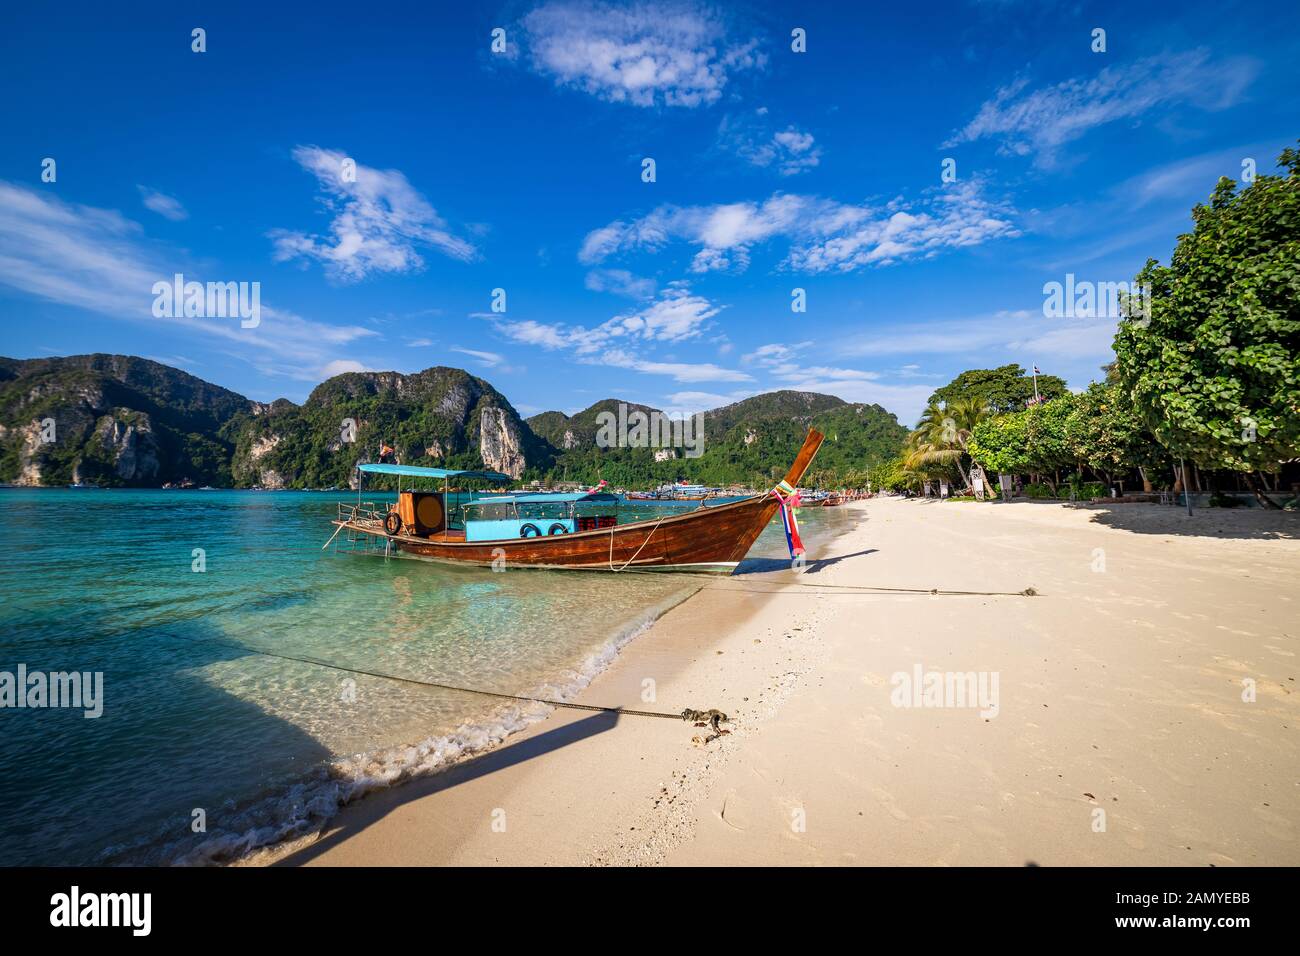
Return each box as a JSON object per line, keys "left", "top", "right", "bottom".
{"left": 599, "top": 348, "right": 752, "bottom": 383}
{"left": 485, "top": 318, "right": 574, "bottom": 350}
{"left": 837, "top": 313, "right": 1119, "bottom": 365}
{"left": 581, "top": 181, "right": 1017, "bottom": 273}
{"left": 718, "top": 111, "right": 822, "bottom": 175}
{"left": 320, "top": 359, "right": 374, "bottom": 377}
{"left": 605, "top": 285, "right": 721, "bottom": 343}
{"left": 516, "top": 0, "right": 764, "bottom": 107}
{"left": 744, "top": 341, "right": 880, "bottom": 385}
{"left": 450, "top": 346, "right": 506, "bottom": 367}
{"left": 0, "top": 180, "right": 377, "bottom": 384}
{"left": 137, "top": 186, "right": 188, "bottom": 221}
{"left": 488, "top": 284, "right": 722, "bottom": 357}
{"left": 1006, "top": 320, "right": 1118, "bottom": 361}
{"left": 666, "top": 388, "right": 753, "bottom": 411}
{"left": 145, "top": 354, "right": 199, "bottom": 368}
{"left": 946, "top": 49, "right": 1259, "bottom": 167}
{"left": 736, "top": 340, "right": 933, "bottom": 421}
{"left": 485, "top": 286, "right": 746, "bottom": 383}
{"left": 584, "top": 267, "right": 656, "bottom": 299}
{"left": 269, "top": 145, "right": 476, "bottom": 282}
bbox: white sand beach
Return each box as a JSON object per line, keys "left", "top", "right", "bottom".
{"left": 267, "top": 497, "right": 1299, "bottom": 867}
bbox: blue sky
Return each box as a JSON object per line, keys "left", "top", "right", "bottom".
{"left": 1, "top": 0, "right": 1295, "bottom": 426}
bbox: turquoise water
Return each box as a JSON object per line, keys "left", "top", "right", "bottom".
{"left": 0, "top": 489, "right": 846, "bottom": 865}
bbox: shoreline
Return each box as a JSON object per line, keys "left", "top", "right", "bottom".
{"left": 260, "top": 497, "right": 1297, "bottom": 867}
{"left": 242, "top": 508, "right": 859, "bottom": 867}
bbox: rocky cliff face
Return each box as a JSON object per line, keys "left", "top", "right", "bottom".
{"left": 97, "top": 415, "right": 161, "bottom": 482}
{"left": 478, "top": 406, "right": 526, "bottom": 477}
{"left": 0, "top": 355, "right": 250, "bottom": 486}
{"left": 227, "top": 366, "right": 548, "bottom": 487}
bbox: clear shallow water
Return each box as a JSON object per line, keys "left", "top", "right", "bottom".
{"left": 0, "top": 489, "right": 849, "bottom": 865}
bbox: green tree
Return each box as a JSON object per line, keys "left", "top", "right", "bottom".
{"left": 969, "top": 394, "right": 1078, "bottom": 492}
{"left": 1112, "top": 142, "right": 1300, "bottom": 506}
{"left": 969, "top": 411, "right": 1031, "bottom": 476}
{"left": 1064, "top": 382, "right": 1172, "bottom": 488}
{"left": 1023, "top": 393, "right": 1078, "bottom": 485}
{"left": 902, "top": 398, "right": 990, "bottom": 492}
{"left": 929, "top": 364, "right": 1068, "bottom": 415}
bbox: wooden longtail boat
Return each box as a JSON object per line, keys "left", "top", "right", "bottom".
{"left": 328, "top": 429, "right": 824, "bottom": 573}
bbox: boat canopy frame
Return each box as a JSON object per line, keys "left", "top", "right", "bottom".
{"left": 354, "top": 462, "right": 516, "bottom": 528}
{"left": 356, "top": 463, "right": 513, "bottom": 482}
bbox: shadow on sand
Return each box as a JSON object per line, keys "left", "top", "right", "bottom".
{"left": 735, "top": 549, "right": 878, "bottom": 576}
{"left": 1074, "top": 502, "right": 1300, "bottom": 541}
{"left": 275, "top": 709, "right": 620, "bottom": 865}
{"left": 896, "top": 494, "right": 1299, "bottom": 542}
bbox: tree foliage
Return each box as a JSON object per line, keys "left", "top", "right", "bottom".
{"left": 929, "top": 364, "right": 1068, "bottom": 415}
{"left": 1112, "top": 142, "right": 1300, "bottom": 473}
{"left": 969, "top": 394, "right": 1078, "bottom": 481}
{"left": 1064, "top": 382, "right": 1172, "bottom": 481}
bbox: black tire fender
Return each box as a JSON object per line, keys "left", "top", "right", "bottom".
{"left": 547, "top": 522, "right": 568, "bottom": 536}
{"left": 384, "top": 511, "right": 402, "bottom": 536}
{"left": 519, "top": 522, "right": 542, "bottom": 538}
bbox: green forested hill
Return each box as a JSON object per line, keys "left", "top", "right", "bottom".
{"left": 529, "top": 390, "right": 908, "bottom": 487}
{"left": 0, "top": 355, "right": 908, "bottom": 488}
{"left": 0, "top": 354, "right": 252, "bottom": 486}
{"left": 228, "top": 367, "right": 551, "bottom": 488}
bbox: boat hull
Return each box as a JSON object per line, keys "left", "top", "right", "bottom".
{"left": 338, "top": 493, "right": 781, "bottom": 572}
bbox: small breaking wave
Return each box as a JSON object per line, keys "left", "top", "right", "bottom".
{"left": 101, "top": 585, "right": 698, "bottom": 866}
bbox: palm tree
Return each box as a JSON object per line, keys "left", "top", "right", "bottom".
{"left": 904, "top": 399, "right": 989, "bottom": 493}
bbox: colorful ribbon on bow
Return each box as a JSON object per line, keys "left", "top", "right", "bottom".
{"left": 772, "top": 479, "right": 805, "bottom": 558}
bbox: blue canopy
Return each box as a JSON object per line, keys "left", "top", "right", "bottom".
{"left": 463, "top": 491, "right": 618, "bottom": 506}
{"left": 357, "top": 463, "right": 512, "bottom": 482}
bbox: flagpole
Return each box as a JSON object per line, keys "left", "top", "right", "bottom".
{"left": 1032, "top": 364, "right": 1041, "bottom": 404}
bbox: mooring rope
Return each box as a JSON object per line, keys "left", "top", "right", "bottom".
{"left": 609, "top": 513, "right": 667, "bottom": 572}
{"left": 795, "top": 582, "right": 1037, "bottom": 597}
{"left": 225, "top": 642, "right": 727, "bottom": 733}
{"left": 608, "top": 567, "right": 1038, "bottom": 597}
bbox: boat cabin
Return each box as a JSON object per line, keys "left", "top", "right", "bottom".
{"left": 461, "top": 492, "right": 619, "bottom": 542}
{"left": 353, "top": 463, "right": 619, "bottom": 543}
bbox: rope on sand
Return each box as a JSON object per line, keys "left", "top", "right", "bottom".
{"left": 614, "top": 568, "right": 1039, "bottom": 597}
{"left": 791, "top": 582, "right": 1038, "bottom": 597}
